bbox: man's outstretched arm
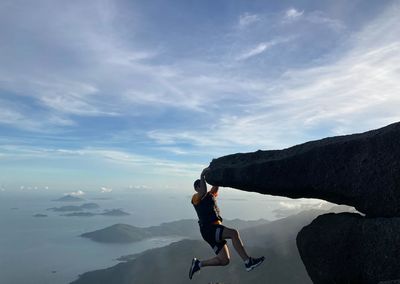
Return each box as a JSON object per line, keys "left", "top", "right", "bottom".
{"left": 198, "top": 167, "right": 209, "bottom": 198}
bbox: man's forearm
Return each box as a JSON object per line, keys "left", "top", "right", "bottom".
{"left": 199, "top": 168, "right": 209, "bottom": 195}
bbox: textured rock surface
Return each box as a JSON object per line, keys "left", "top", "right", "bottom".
{"left": 297, "top": 212, "right": 400, "bottom": 284}
{"left": 206, "top": 122, "right": 400, "bottom": 217}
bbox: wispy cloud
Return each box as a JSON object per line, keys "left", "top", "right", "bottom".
{"left": 0, "top": 1, "right": 160, "bottom": 126}
{"left": 148, "top": 3, "right": 400, "bottom": 150}
{"left": 67, "top": 190, "right": 85, "bottom": 196}
{"left": 238, "top": 12, "right": 260, "bottom": 28}
{"left": 306, "top": 11, "right": 345, "bottom": 31}
{"left": 0, "top": 145, "right": 205, "bottom": 177}
{"left": 236, "top": 42, "right": 274, "bottom": 61}
{"left": 100, "top": 186, "right": 112, "bottom": 193}
{"left": 283, "top": 7, "right": 344, "bottom": 31}
{"left": 128, "top": 185, "right": 149, "bottom": 191}
{"left": 284, "top": 8, "right": 304, "bottom": 21}
{"left": 236, "top": 37, "right": 295, "bottom": 61}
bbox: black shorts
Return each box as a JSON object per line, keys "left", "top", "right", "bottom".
{"left": 199, "top": 224, "right": 227, "bottom": 255}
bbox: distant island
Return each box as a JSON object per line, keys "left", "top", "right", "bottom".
{"left": 33, "top": 213, "right": 48, "bottom": 217}
{"left": 48, "top": 203, "right": 100, "bottom": 212}
{"left": 91, "top": 197, "right": 112, "bottom": 200}
{"left": 53, "top": 195, "right": 84, "bottom": 202}
{"left": 61, "top": 209, "right": 130, "bottom": 218}
{"left": 82, "top": 224, "right": 152, "bottom": 242}
{"left": 62, "top": 212, "right": 96, "bottom": 217}
{"left": 100, "top": 209, "right": 129, "bottom": 216}
{"left": 80, "top": 218, "right": 269, "bottom": 243}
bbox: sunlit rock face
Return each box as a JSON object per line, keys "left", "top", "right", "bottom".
{"left": 206, "top": 122, "right": 400, "bottom": 217}
{"left": 206, "top": 122, "right": 400, "bottom": 283}
{"left": 297, "top": 213, "right": 400, "bottom": 284}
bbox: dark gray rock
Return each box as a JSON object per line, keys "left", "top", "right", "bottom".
{"left": 207, "top": 122, "right": 400, "bottom": 217}
{"left": 296, "top": 212, "right": 400, "bottom": 284}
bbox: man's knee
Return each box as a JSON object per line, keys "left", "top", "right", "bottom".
{"left": 231, "top": 229, "right": 239, "bottom": 239}
{"left": 219, "top": 256, "right": 230, "bottom": 266}
{"left": 224, "top": 228, "right": 239, "bottom": 240}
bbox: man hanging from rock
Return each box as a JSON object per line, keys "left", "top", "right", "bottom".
{"left": 189, "top": 167, "right": 265, "bottom": 280}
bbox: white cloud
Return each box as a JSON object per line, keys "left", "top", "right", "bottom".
{"left": 307, "top": 11, "right": 345, "bottom": 31}
{"left": 101, "top": 186, "right": 112, "bottom": 193}
{"left": 85, "top": 148, "right": 204, "bottom": 176}
{"left": 238, "top": 12, "right": 260, "bottom": 28}
{"left": 148, "top": 4, "right": 400, "bottom": 151}
{"left": 67, "top": 190, "right": 85, "bottom": 196}
{"left": 18, "top": 185, "right": 40, "bottom": 191}
{"left": 0, "top": 99, "right": 41, "bottom": 130}
{"left": 0, "top": 1, "right": 159, "bottom": 127}
{"left": 0, "top": 144, "right": 205, "bottom": 177}
{"left": 106, "top": 50, "right": 158, "bottom": 65}
{"left": 156, "top": 147, "right": 189, "bottom": 155}
{"left": 283, "top": 8, "right": 344, "bottom": 31}
{"left": 129, "top": 185, "right": 149, "bottom": 190}
{"left": 236, "top": 42, "right": 273, "bottom": 61}
{"left": 284, "top": 8, "right": 304, "bottom": 20}
{"left": 236, "top": 37, "right": 295, "bottom": 61}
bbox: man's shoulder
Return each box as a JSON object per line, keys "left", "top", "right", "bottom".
{"left": 191, "top": 193, "right": 200, "bottom": 205}
{"left": 191, "top": 192, "right": 208, "bottom": 205}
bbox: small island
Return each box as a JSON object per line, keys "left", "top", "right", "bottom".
{"left": 81, "top": 224, "right": 151, "bottom": 243}
{"left": 53, "top": 195, "right": 84, "bottom": 202}
{"left": 48, "top": 203, "right": 100, "bottom": 212}
{"left": 62, "top": 212, "right": 96, "bottom": 217}
{"left": 33, "top": 213, "right": 48, "bottom": 218}
{"left": 100, "top": 209, "right": 130, "bottom": 216}
{"left": 61, "top": 208, "right": 129, "bottom": 218}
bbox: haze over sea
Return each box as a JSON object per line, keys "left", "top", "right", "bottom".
{"left": 0, "top": 189, "right": 301, "bottom": 284}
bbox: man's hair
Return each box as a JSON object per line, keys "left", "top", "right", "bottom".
{"left": 193, "top": 179, "right": 201, "bottom": 189}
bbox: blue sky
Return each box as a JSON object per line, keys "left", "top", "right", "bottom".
{"left": 1, "top": 0, "right": 399, "bottom": 193}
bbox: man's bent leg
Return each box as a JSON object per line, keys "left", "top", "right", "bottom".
{"left": 201, "top": 244, "right": 230, "bottom": 267}
{"left": 221, "top": 227, "right": 249, "bottom": 261}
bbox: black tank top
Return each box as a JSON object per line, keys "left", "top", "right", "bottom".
{"left": 192, "top": 192, "right": 223, "bottom": 225}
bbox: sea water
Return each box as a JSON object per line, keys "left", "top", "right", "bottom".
{"left": 0, "top": 189, "right": 294, "bottom": 284}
